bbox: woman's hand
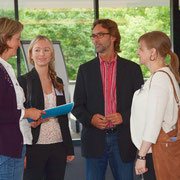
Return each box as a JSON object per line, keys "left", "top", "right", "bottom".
{"left": 135, "top": 159, "right": 148, "bottom": 175}
{"left": 24, "top": 108, "right": 46, "bottom": 120}
{"left": 30, "top": 117, "right": 49, "bottom": 128}
{"left": 66, "top": 155, "right": 75, "bottom": 162}
{"left": 135, "top": 140, "right": 152, "bottom": 175}
{"left": 30, "top": 119, "right": 42, "bottom": 128}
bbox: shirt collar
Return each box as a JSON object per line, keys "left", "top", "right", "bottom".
{"left": 99, "top": 53, "right": 117, "bottom": 64}
{"left": 0, "top": 57, "right": 12, "bottom": 69}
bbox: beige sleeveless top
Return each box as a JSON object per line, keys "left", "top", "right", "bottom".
{"left": 37, "top": 86, "right": 63, "bottom": 144}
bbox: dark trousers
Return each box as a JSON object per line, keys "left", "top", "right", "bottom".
{"left": 24, "top": 142, "right": 66, "bottom": 180}
{"left": 143, "top": 153, "right": 156, "bottom": 180}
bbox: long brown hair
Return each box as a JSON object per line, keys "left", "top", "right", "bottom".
{"left": 138, "top": 31, "right": 180, "bottom": 82}
{"left": 0, "top": 17, "right": 23, "bottom": 55}
{"left": 28, "top": 35, "right": 64, "bottom": 92}
{"left": 92, "top": 19, "right": 121, "bottom": 53}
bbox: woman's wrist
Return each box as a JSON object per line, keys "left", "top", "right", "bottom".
{"left": 24, "top": 109, "right": 29, "bottom": 118}
{"left": 137, "top": 154, "right": 146, "bottom": 160}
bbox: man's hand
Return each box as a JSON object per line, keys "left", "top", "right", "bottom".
{"left": 67, "top": 155, "right": 75, "bottom": 162}
{"left": 91, "top": 114, "right": 108, "bottom": 130}
{"left": 106, "top": 113, "right": 123, "bottom": 125}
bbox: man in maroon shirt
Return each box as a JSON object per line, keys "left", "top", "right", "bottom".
{"left": 72, "top": 19, "right": 144, "bottom": 180}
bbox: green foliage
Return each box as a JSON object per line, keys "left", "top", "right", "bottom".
{"left": 0, "top": 9, "right": 14, "bottom": 18}
{"left": 0, "top": 7, "right": 170, "bottom": 79}
{"left": 18, "top": 8, "right": 95, "bottom": 79}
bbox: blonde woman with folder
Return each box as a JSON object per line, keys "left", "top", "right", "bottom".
{"left": 18, "top": 35, "right": 74, "bottom": 180}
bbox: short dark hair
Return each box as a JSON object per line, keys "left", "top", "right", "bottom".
{"left": 92, "top": 19, "right": 121, "bottom": 52}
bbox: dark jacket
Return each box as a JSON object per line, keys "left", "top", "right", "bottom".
{"left": 72, "top": 55, "right": 144, "bottom": 162}
{"left": 0, "top": 63, "right": 23, "bottom": 158}
{"left": 18, "top": 68, "right": 74, "bottom": 155}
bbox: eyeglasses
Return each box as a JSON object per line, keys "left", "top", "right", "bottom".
{"left": 90, "top": 33, "right": 111, "bottom": 40}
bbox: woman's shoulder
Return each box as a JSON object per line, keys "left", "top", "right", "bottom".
{"left": 151, "top": 67, "right": 179, "bottom": 93}
{"left": 18, "top": 69, "right": 37, "bottom": 89}
{"left": 18, "top": 68, "right": 38, "bottom": 81}
{"left": 153, "top": 67, "right": 176, "bottom": 84}
{"left": 18, "top": 72, "right": 30, "bottom": 85}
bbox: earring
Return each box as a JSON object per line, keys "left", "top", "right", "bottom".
{"left": 150, "top": 55, "right": 156, "bottom": 61}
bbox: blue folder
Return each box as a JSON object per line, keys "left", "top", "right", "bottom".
{"left": 27, "top": 103, "right": 74, "bottom": 123}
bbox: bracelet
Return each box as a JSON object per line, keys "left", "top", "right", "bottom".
{"left": 137, "top": 154, "right": 146, "bottom": 160}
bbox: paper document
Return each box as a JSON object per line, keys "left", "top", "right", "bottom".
{"left": 27, "top": 103, "right": 74, "bottom": 123}
{"left": 170, "top": 137, "right": 177, "bottom": 142}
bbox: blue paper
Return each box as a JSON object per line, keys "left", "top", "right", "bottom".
{"left": 170, "top": 137, "right": 177, "bottom": 142}
{"left": 27, "top": 103, "right": 74, "bottom": 123}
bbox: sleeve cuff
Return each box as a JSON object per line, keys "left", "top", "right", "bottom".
{"left": 20, "top": 109, "right": 25, "bottom": 121}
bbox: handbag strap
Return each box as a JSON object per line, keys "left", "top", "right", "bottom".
{"left": 151, "top": 70, "right": 180, "bottom": 138}
{"left": 150, "top": 70, "right": 179, "bottom": 105}
{"left": 156, "top": 70, "right": 179, "bottom": 105}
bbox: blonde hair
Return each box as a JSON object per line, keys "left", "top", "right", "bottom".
{"left": 29, "top": 35, "right": 64, "bottom": 92}
{"left": 0, "top": 17, "right": 23, "bottom": 55}
{"left": 138, "top": 31, "right": 180, "bottom": 82}
{"left": 92, "top": 19, "right": 121, "bottom": 53}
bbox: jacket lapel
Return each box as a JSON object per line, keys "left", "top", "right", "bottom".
{"left": 94, "top": 57, "right": 103, "bottom": 95}
{"left": 30, "top": 68, "right": 44, "bottom": 109}
{"left": 93, "top": 57, "right": 105, "bottom": 113}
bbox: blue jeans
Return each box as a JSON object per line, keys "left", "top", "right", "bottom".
{"left": 86, "top": 133, "right": 134, "bottom": 180}
{"left": 0, "top": 145, "right": 26, "bottom": 180}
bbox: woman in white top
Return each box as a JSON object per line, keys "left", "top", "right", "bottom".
{"left": 0, "top": 17, "right": 45, "bottom": 180}
{"left": 18, "top": 35, "right": 74, "bottom": 180}
{"left": 130, "top": 31, "right": 180, "bottom": 179}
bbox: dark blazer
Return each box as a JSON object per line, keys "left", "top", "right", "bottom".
{"left": 18, "top": 68, "right": 74, "bottom": 155}
{"left": 0, "top": 63, "right": 23, "bottom": 158}
{"left": 72, "top": 55, "right": 144, "bottom": 162}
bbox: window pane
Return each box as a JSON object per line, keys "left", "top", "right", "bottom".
{"left": 19, "top": 8, "right": 95, "bottom": 80}
{"left": 99, "top": 6, "right": 170, "bottom": 78}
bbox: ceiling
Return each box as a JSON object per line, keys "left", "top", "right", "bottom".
{"left": 0, "top": 0, "right": 176, "bottom": 9}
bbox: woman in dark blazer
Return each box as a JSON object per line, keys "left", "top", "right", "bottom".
{"left": 0, "top": 17, "right": 44, "bottom": 180}
{"left": 18, "top": 35, "right": 74, "bottom": 180}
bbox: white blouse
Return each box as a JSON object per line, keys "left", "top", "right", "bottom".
{"left": 130, "top": 67, "right": 180, "bottom": 152}
{"left": 0, "top": 57, "right": 32, "bottom": 144}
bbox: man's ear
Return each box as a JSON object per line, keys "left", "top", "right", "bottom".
{"left": 111, "top": 36, "right": 116, "bottom": 43}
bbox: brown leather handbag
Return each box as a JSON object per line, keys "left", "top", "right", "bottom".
{"left": 151, "top": 70, "right": 180, "bottom": 180}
